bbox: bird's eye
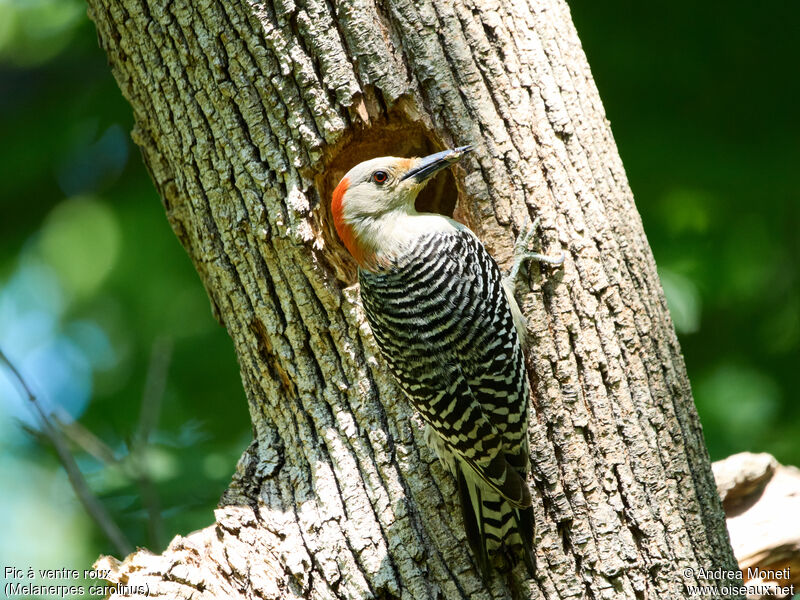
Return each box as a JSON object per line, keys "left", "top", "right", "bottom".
{"left": 372, "top": 171, "right": 389, "bottom": 185}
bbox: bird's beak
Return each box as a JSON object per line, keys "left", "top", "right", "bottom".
{"left": 399, "top": 145, "right": 473, "bottom": 183}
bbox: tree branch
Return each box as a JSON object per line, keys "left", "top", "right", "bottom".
{"left": 0, "top": 348, "right": 133, "bottom": 557}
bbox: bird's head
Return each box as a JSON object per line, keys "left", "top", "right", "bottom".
{"left": 332, "top": 146, "right": 472, "bottom": 268}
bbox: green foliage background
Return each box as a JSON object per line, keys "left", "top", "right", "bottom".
{"left": 0, "top": 0, "right": 796, "bottom": 590}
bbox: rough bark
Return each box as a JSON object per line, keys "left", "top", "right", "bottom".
{"left": 86, "top": 0, "right": 740, "bottom": 597}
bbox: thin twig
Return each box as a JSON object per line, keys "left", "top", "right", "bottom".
{"left": 0, "top": 347, "right": 133, "bottom": 557}
{"left": 132, "top": 337, "right": 172, "bottom": 549}
{"left": 54, "top": 413, "right": 118, "bottom": 465}
{"left": 136, "top": 337, "right": 172, "bottom": 445}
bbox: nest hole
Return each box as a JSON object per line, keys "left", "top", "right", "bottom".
{"left": 316, "top": 121, "right": 463, "bottom": 284}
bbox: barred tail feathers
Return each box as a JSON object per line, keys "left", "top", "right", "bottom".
{"left": 425, "top": 425, "right": 535, "bottom": 576}
{"left": 457, "top": 458, "right": 535, "bottom": 577}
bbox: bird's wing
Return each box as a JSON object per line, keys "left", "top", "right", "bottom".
{"left": 359, "top": 230, "right": 531, "bottom": 507}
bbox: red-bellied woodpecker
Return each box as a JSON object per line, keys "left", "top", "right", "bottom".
{"left": 331, "top": 146, "right": 563, "bottom": 577}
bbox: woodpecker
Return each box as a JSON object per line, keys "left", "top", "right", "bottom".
{"left": 331, "top": 146, "right": 561, "bottom": 576}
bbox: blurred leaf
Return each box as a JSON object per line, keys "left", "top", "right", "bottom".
{"left": 696, "top": 362, "right": 781, "bottom": 452}
{"left": 203, "top": 452, "right": 233, "bottom": 480}
{"left": 659, "top": 188, "right": 713, "bottom": 235}
{"left": 130, "top": 446, "right": 178, "bottom": 483}
{"left": 760, "top": 294, "right": 800, "bottom": 355}
{"left": 57, "top": 124, "right": 129, "bottom": 196}
{"left": 659, "top": 268, "right": 702, "bottom": 334}
{"left": 37, "top": 196, "right": 121, "bottom": 301}
{"left": 64, "top": 319, "right": 117, "bottom": 371}
{"left": 720, "top": 218, "right": 779, "bottom": 306}
{"left": 0, "top": 0, "right": 85, "bottom": 67}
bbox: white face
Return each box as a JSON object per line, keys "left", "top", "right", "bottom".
{"left": 332, "top": 149, "right": 471, "bottom": 268}
{"left": 339, "top": 156, "right": 424, "bottom": 223}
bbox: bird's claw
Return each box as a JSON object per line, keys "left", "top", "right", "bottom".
{"left": 507, "top": 217, "right": 564, "bottom": 287}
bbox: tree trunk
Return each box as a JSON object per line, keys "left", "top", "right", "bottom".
{"left": 86, "top": 0, "right": 741, "bottom": 598}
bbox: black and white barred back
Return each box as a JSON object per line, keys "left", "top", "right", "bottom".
{"left": 359, "top": 229, "right": 535, "bottom": 575}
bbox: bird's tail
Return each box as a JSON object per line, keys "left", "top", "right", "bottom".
{"left": 456, "top": 460, "right": 535, "bottom": 578}
{"left": 425, "top": 425, "right": 534, "bottom": 577}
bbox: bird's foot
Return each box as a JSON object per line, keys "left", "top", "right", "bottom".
{"left": 506, "top": 217, "right": 564, "bottom": 287}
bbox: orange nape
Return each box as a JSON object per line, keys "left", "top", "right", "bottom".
{"left": 331, "top": 176, "right": 367, "bottom": 267}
